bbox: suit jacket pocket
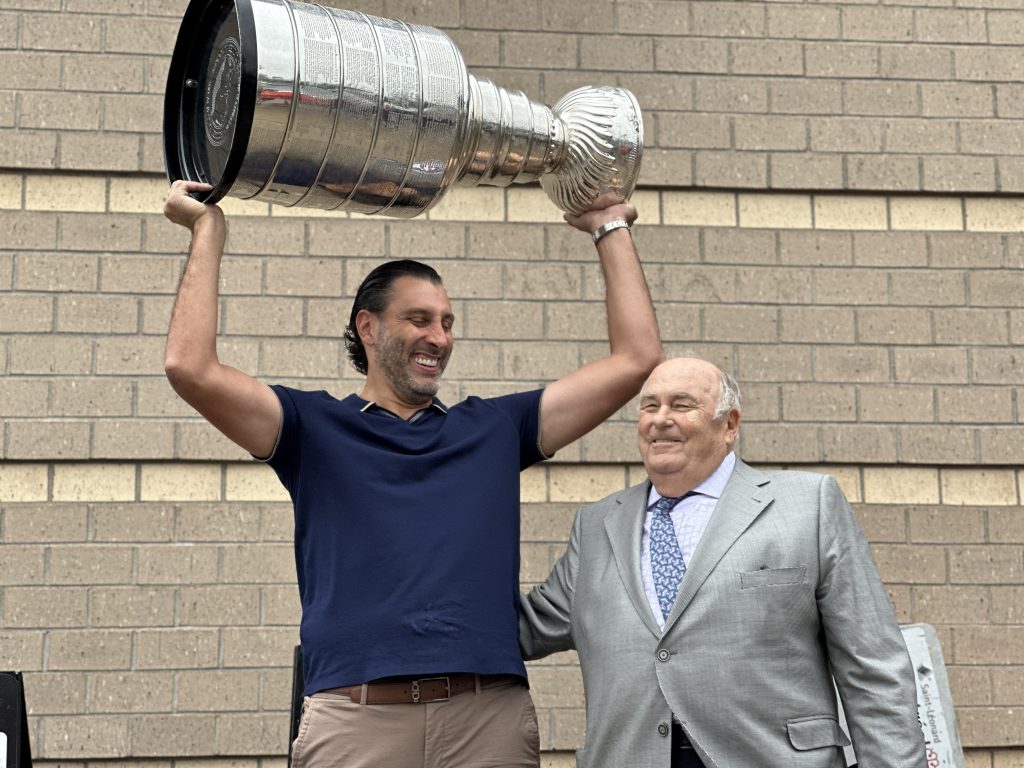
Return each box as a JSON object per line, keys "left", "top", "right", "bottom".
{"left": 786, "top": 715, "right": 852, "bottom": 751}
{"left": 740, "top": 565, "right": 807, "bottom": 589}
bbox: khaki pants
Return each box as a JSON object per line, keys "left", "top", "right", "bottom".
{"left": 291, "top": 678, "right": 540, "bottom": 768}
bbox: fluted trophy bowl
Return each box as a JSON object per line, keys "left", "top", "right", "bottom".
{"left": 164, "top": 0, "right": 643, "bottom": 217}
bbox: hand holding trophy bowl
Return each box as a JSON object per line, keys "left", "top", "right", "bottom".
{"left": 164, "top": 0, "right": 643, "bottom": 217}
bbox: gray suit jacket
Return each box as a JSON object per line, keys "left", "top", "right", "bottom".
{"left": 520, "top": 459, "right": 924, "bottom": 768}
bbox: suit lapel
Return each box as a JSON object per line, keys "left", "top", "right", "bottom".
{"left": 604, "top": 482, "right": 663, "bottom": 638}
{"left": 662, "top": 460, "right": 773, "bottom": 632}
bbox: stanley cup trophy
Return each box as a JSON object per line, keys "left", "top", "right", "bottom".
{"left": 163, "top": 0, "right": 643, "bottom": 217}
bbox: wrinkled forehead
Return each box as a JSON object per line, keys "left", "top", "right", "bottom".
{"left": 641, "top": 359, "right": 721, "bottom": 400}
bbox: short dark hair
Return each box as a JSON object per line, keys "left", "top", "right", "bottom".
{"left": 344, "top": 259, "right": 444, "bottom": 375}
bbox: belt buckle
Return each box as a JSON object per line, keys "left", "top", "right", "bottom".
{"left": 411, "top": 676, "right": 450, "bottom": 703}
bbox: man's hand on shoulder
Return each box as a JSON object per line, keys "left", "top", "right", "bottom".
{"left": 564, "top": 193, "right": 638, "bottom": 235}
{"left": 164, "top": 179, "right": 225, "bottom": 233}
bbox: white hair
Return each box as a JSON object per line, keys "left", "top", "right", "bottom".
{"left": 713, "top": 369, "right": 741, "bottom": 421}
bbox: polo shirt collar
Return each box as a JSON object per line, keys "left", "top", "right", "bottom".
{"left": 358, "top": 398, "right": 448, "bottom": 422}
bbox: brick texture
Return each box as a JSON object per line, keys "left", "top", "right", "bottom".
{"left": 0, "top": 463, "right": 1019, "bottom": 760}
{"left": 1, "top": 2, "right": 1024, "bottom": 191}
{"left": 2, "top": 0, "right": 1024, "bottom": 763}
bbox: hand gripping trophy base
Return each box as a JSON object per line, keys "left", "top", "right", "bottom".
{"left": 541, "top": 87, "right": 644, "bottom": 216}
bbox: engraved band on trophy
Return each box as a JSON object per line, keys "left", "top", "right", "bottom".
{"left": 163, "top": 0, "right": 643, "bottom": 217}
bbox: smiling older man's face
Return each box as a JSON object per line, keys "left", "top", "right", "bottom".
{"left": 636, "top": 358, "right": 740, "bottom": 495}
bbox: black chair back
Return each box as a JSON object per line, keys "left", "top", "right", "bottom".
{"left": 0, "top": 671, "right": 33, "bottom": 768}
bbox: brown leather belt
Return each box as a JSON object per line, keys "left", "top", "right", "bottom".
{"left": 321, "top": 673, "right": 520, "bottom": 705}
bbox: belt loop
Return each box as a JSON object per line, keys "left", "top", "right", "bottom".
{"left": 474, "top": 674, "right": 481, "bottom": 694}
{"left": 359, "top": 683, "right": 367, "bottom": 705}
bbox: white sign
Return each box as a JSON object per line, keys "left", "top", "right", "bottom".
{"left": 837, "top": 624, "right": 964, "bottom": 768}
{"left": 903, "top": 625, "right": 960, "bottom": 768}
{"left": 1, "top": 730, "right": 7, "bottom": 768}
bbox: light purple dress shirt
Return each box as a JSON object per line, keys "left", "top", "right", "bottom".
{"left": 641, "top": 451, "right": 737, "bottom": 629}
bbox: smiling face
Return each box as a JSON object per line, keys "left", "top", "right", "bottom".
{"left": 358, "top": 276, "right": 454, "bottom": 411}
{"left": 637, "top": 358, "right": 741, "bottom": 496}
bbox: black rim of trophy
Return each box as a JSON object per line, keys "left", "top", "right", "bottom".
{"left": 164, "top": 0, "right": 257, "bottom": 203}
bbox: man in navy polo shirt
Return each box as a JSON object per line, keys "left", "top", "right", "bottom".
{"left": 163, "top": 179, "right": 662, "bottom": 768}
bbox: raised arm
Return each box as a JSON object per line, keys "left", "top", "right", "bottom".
{"left": 163, "top": 180, "right": 281, "bottom": 458}
{"left": 539, "top": 199, "right": 662, "bottom": 455}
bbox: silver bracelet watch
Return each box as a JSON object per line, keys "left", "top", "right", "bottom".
{"left": 592, "top": 219, "right": 631, "bottom": 244}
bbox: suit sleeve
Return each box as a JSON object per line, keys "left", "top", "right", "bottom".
{"left": 816, "top": 475, "right": 926, "bottom": 768}
{"left": 518, "top": 506, "right": 582, "bottom": 660}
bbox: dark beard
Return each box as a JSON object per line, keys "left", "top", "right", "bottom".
{"left": 373, "top": 327, "right": 447, "bottom": 402}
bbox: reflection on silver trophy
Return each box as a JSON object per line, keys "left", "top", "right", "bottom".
{"left": 164, "top": 0, "right": 643, "bottom": 217}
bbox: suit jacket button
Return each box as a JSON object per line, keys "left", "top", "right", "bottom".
{"left": 657, "top": 649, "right": 671, "bottom": 662}
{"left": 658, "top": 722, "right": 670, "bottom": 737}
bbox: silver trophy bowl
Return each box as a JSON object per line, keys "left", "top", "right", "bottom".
{"left": 164, "top": 0, "right": 643, "bottom": 217}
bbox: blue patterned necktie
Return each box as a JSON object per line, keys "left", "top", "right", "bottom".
{"left": 650, "top": 494, "right": 687, "bottom": 620}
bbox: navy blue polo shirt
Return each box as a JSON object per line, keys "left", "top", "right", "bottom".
{"left": 265, "top": 385, "right": 546, "bottom": 696}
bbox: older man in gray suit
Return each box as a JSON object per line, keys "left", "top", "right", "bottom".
{"left": 519, "top": 357, "right": 924, "bottom": 768}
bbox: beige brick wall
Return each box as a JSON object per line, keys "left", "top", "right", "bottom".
{"left": 5, "top": 1, "right": 1024, "bottom": 192}
{"left": 2, "top": 0, "right": 1024, "bottom": 764}
{"left": 2, "top": 463, "right": 1023, "bottom": 762}
{"left": 2, "top": 182, "right": 1023, "bottom": 466}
